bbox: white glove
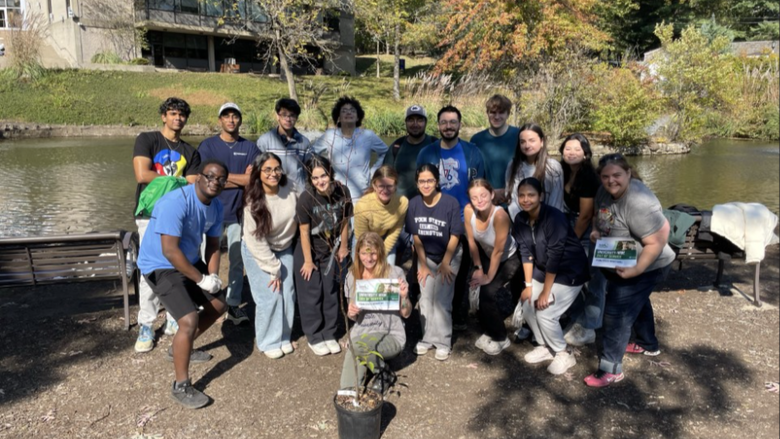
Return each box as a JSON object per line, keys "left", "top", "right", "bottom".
{"left": 468, "top": 284, "right": 480, "bottom": 313}
{"left": 197, "top": 273, "right": 223, "bottom": 294}
{"left": 511, "top": 301, "right": 525, "bottom": 329}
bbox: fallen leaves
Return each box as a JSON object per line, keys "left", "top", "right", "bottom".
{"left": 765, "top": 382, "right": 779, "bottom": 393}
{"left": 40, "top": 409, "right": 56, "bottom": 422}
{"left": 136, "top": 406, "right": 165, "bottom": 428}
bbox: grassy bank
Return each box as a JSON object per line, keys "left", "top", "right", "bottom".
{"left": 0, "top": 55, "right": 464, "bottom": 136}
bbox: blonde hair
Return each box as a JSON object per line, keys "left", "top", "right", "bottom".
{"left": 351, "top": 232, "right": 391, "bottom": 293}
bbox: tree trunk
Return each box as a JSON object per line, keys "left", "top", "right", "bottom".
{"left": 376, "top": 39, "right": 381, "bottom": 78}
{"left": 392, "top": 22, "right": 400, "bottom": 101}
{"left": 276, "top": 33, "right": 297, "bottom": 101}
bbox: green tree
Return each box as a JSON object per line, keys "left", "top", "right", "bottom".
{"left": 652, "top": 23, "right": 736, "bottom": 143}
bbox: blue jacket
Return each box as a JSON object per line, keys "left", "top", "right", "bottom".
{"left": 416, "top": 139, "right": 487, "bottom": 182}
{"left": 512, "top": 204, "right": 590, "bottom": 286}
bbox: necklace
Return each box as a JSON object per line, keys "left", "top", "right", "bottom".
{"left": 161, "top": 133, "right": 181, "bottom": 152}
{"left": 221, "top": 135, "right": 238, "bottom": 148}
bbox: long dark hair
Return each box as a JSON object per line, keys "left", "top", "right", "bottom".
{"left": 507, "top": 123, "right": 551, "bottom": 193}
{"left": 244, "top": 152, "right": 288, "bottom": 239}
{"left": 415, "top": 163, "right": 441, "bottom": 193}
{"left": 559, "top": 133, "right": 597, "bottom": 195}
{"left": 304, "top": 154, "right": 335, "bottom": 192}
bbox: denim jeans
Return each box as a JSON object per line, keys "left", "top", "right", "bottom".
{"left": 241, "top": 242, "right": 295, "bottom": 352}
{"left": 200, "top": 221, "right": 243, "bottom": 307}
{"left": 598, "top": 267, "right": 664, "bottom": 374}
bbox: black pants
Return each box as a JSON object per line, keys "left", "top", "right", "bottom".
{"left": 293, "top": 241, "right": 339, "bottom": 344}
{"left": 476, "top": 251, "right": 521, "bottom": 342}
{"left": 452, "top": 235, "right": 471, "bottom": 325}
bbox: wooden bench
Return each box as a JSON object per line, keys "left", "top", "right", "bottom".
{"left": 0, "top": 231, "right": 139, "bottom": 329}
{"left": 673, "top": 216, "right": 762, "bottom": 306}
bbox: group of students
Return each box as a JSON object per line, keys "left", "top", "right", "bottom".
{"left": 135, "top": 94, "right": 675, "bottom": 409}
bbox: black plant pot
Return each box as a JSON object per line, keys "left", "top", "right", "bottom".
{"left": 333, "top": 392, "right": 383, "bottom": 439}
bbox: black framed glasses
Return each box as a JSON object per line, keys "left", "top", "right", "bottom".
{"left": 201, "top": 174, "right": 228, "bottom": 186}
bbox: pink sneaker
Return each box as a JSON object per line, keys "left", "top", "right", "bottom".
{"left": 584, "top": 370, "right": 625, "bottom": 387}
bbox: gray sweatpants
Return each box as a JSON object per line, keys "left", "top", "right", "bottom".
{"left": 417, "top": 246, "right": 463, "bottom": 350}
{"left": 523, "top": 279, "right": 582, "bottom": 353}
{"left": 340, "top": 332, "right": 403, "bottom": 389}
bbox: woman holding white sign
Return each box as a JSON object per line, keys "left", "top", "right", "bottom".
{"left": 512, "top": 177, "right": 590, "bottom": 375}
{"left": 584, "top": 153, "right": 675, "bottom": 388}
{"left": 341, "top": 232, "right": 411, "bottom": 393}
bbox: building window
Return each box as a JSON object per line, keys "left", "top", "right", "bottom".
{"left": 178, "top": 0, "right": 198, "bottom": 14}
{"left": 0, "top": 0, "right": 22, "bottom": 29}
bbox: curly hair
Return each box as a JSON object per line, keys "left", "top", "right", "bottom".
{"left": 331, "top": 96, "right": 365, "bottom": 127}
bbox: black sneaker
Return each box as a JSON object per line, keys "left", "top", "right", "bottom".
{"left": 167, "top": 346, "right": 213, "bottom": 364}
{"left": 226, "top": 305, "right": 250, "bottom": 325}
{"left": 170, "top": 379, "right": 209, "bottom": 409}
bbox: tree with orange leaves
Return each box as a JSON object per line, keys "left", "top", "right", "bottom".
{"left": 434, "top": 0, "right": 610, "bottom": 76}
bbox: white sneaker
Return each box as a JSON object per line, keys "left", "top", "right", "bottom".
{"left": 264, "top": 348, "right": 284, "bottom": 359}
{"left": 163, "top": 316, "right": 178, "bottom": 336}
{"left": 547, "top": 351, "right": 576, "bottom": 375}
{"left": 524, "top": 345, "right": 554, "bottom": 364}
{"left": 564, "top": 323, "right": 596, "bottom": 346}
{"left": 482, "top": 338, "right": 511, "bottom": 356}
{"left": 434, "top": 348, "right": 451, "bottom": 361}
{"left": 325, "top": 339, "right": 342, "bottom": 354}
{"left": 475, "top": 334, "right": 490, "bottom": 350}
{"left": 414, "top": 343, "right": 430, "bottom": 356}
{"left": 281, "top": 342, "right": 294, "bottom": 355}
{"left": 308, "top": 341, "right": 330, "bottom": 356}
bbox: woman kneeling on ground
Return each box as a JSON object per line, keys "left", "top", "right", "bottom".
{"left": 405, "top": 163, "right": 464, "bottom": 361}
{"left": 241, "top": 152, "right": 298, "bottom": 359}
{"left": 513, "top": 177, "right": 589, "bottom": 375}
{"left": 464, "top": 179, "right": 520, "bottom": 356}
{"left": 340, "top": 232, "right": 412, "bottom": 393}
{"left": 584, "top": 153, "right": 674, "bottom": 388}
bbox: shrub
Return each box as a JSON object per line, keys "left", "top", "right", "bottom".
{"left": 129, "top": 58, "right": 150, "bottom": 65}
{"left": 363, "top": 107, "right": 406, "bottom": 136}
{"left": 243, "top": 110, "right": 275, "bottom": 135}
{"left": 590, "top": 64, "right": 658, "bottom": 147}
{"left": 91, "top": 51, "right": 123, "bottom": 64}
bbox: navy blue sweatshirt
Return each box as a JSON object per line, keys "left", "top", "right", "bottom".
{"left": 512, "top": 204, "right": 590, "bottom": 286}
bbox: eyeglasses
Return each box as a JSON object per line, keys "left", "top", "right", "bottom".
{"left": 340, "top": 107, "right": 357, "bottom": 114}
{"left": 201, "top": 174, "right": 228, "bottom": 186}
{"left": 417, "top": 178, "right": 437, "bottom": 186}
{"left": 598, "top": 153, "right": 624, "bottom": 165}
{"left": 261, "top": 167, "right": 284, "bottom": 175}
{"left": 438, "top": 120, "right": 459, "bottom": 127}
{"left": 278, "top": 112, "right": 297, "bottom": 120}
{"left": 374, "top": 184, "right": 396, "bottom": 191}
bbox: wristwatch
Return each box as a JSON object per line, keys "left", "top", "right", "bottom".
{"left": 474, "top": 265, "right": 482, "bottom": 271}
{"left": 524, "top": 281, "right": 533, "bottom": 287}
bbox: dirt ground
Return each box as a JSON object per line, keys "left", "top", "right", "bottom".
{"left": 1, "top": 246, "right": 778, "bottom": 439}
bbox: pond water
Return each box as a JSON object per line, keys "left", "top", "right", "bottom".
{"left": 0, "top": 136, "right": 777, "bottom": 238}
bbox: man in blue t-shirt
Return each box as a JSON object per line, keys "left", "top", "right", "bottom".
{"left": 469, "top": 94, "right": 520, "bottom": 204}
{"left": 137, "top": 159, "right": 228, "bottom": 409}
{"left": 197, "top": 103, "right": 258, "bottom": 326}
{"left": 417, "top": 105, "right": 487, "bottom": 331}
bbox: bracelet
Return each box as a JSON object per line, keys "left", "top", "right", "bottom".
{"left": 524, "top": 281, "right": 533, "bottom": 287}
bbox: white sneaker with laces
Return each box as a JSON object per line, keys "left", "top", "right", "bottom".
{"left": 482, "top": 338, "right": 511, "bottom": 356}
{"left": 308, "top": 341, "right": 330, "bottom": 356}
{"left": 547, "top": 350, "right": 576, "bottom": 375}
{"left": 281, "top": 342, "right": 294, "bottom": 355}
{"left": 564, "top": 323, "right": 596, "bottom": 346}
{"left": 434, "top": 348, "right": 450, "bottom": 361}
{"left": 264, "top": 348, "right": 284, "bottom": 359}
{"left": 524, "top": 345, "right": 554, "bottom": 364}
{"left": 475, "top": 334, "right": 490, "bottom": 350}
{"left": 414, "top": 343, "right": 430, "bottom": 356}
{"left": 324, "top": 339, "right": 341, "bottom": 354}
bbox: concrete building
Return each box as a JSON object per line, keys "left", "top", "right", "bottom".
{"left": 1, "top": 0, "right": 355, "bottom": 74}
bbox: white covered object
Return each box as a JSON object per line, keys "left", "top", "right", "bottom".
{"left": 711, "top": 202, "right": 779, "bottom": 264}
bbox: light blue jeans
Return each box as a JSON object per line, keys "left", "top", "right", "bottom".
{"left": 201, "top": 221, "right": 244, "bottom": 307}
{"left": 241, "top": 242, "right": 295, "bottom": 352}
